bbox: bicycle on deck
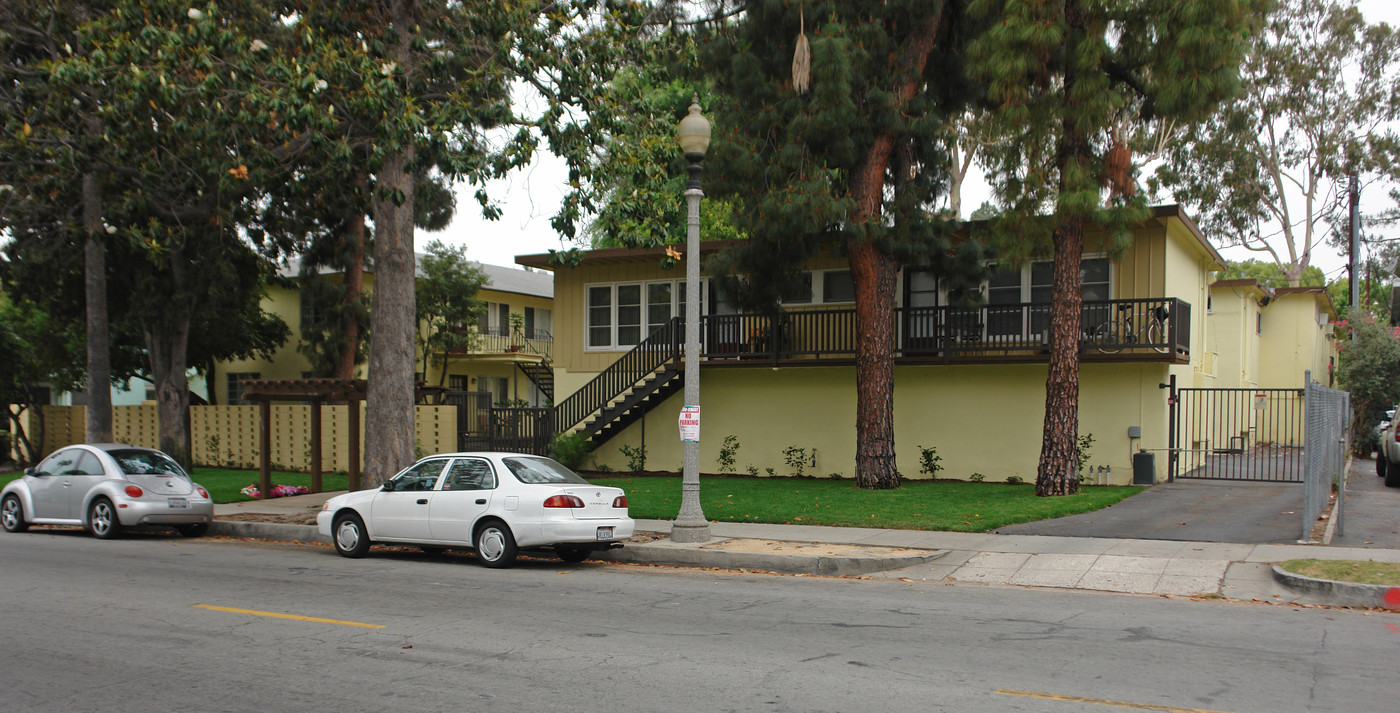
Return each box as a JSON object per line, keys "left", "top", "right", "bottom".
{"left": 1087, "top": 303, "right": 1170, "bottom": 354}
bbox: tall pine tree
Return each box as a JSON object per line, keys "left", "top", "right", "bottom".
{"left": 704, "top": 1, "right": 987, "bottom": 489}
{"left": 968, "top": 0, "right": 1261, "bottom": 495}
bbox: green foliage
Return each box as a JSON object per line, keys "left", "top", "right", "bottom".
{"left": 1336, "top": 309, "right": 1400, "bottom": 455}
{"left": 918, "top": 445, "right": 944, "bottom": 479}
{"left": 1076, "top": 433, "right": 1096, "bottom": 476}
{"left": 782, "top": 445, "right": 807, "bottom": 477}
{"left": 1006, "top": 476, "right": 1024, "bottom": 485}
{"left": 416, "top": 240, "right": 488, "bottom": 383}
{"left": 548, "top": 432, "right": 593, "bottom": 470}
{"left": 619, "top": 444, "right": 648, "bottom": 473}
{"left": 746, "top": 465, "right": 759, "bottom": 476}
{"left": 717, "top": 435, "right": 740, "bottom": 474}
{"left": 969, "top": 473, "right": 986, "bottom": 483}
{"left": 1217, "top": 260, "right": 1326, "bottom": 288}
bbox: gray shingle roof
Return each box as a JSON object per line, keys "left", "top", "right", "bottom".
{"left": 277, "top": 253, "right": 552, "bottom": 299}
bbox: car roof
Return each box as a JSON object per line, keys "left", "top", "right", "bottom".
{"left": 420, "top": 452, "right": 546, "bottom": 459}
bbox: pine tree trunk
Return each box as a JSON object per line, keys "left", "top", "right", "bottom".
{"left": 1036, "top": 1, "right": 1089, "bottom": 497}
{"left": 849, "top": 239, "right": 899, "bottom": 489}
{"left": 364, "top": 150, "right": 417, "bottom": 486}
{"left": 1036, "top": 214, "right": 1084, "bottom": 496}
{"left": 82, "top": 171, "right": 113, "bottom": 443}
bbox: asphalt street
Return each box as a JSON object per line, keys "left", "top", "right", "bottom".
{"left": 2, "top": 528, "right": 1396, "bottom": 713}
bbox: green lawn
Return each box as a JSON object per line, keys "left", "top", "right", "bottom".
{"left": 588, "top": 475, "right": 1143, "bottom": 532}
{"left": 1, "top": 466, "right": 1141, "bottom": 532}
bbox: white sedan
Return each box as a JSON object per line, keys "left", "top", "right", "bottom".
{"left": 318, "top": 452, "right": 634, "bottom": 567}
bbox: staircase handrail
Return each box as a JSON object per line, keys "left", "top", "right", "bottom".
{"left": 555, "top": 317, "right": 682, "bottom": 433}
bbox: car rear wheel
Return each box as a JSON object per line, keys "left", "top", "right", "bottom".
{"left": 1387, "top": 460, "right": 1400, "bottom": 488}
{"left": 177, "top": 523, "right": 208, "bottom": 537}
{"left": 1378, "top": 456, "right": 1388, "bottom": 477}
{"left": 475, "top": 521, "right": 517, "bottom": 568}
{"left": 556, "top": 546, "right": 590, "bottom": 564}
{"left": 2, "top": 495, "right": 29, "bottom": 533}
{"left": 88, "top": 499, "right": 121, "bottom": 539}
{"left": 333, "top": 513, "right": 372, "bottom": 558}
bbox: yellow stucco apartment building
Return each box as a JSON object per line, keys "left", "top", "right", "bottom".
{"left": 519, "top": 206, "right": 1339, "bottom": 484}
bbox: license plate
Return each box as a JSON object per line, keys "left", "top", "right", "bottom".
{"left": 596, "top": 526, "right": 613, "bottom": 541}
{"left": 168, "top": 497, "right": 187, "bottom": 508}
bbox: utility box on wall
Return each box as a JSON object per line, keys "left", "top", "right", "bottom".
{"left": 1132, "top": 450, "right": 1155, "bottom": 485}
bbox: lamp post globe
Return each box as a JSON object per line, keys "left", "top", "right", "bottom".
{"left": 672, "top": 95, "right": 711, "bottom": 543}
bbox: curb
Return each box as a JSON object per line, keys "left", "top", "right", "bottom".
{"left": 594, "top": 539, "right": 948, "bottom": 576}
{"left": 209, "top": 519, "right": 944, "bottom": 576}
{"left": 210, "top": 520, "right": 329, "bottom": 545}
{"left": 1271, "top": 565, "right": 1400, "bottom": 609}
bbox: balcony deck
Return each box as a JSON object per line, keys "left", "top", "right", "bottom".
{"left": 695, "top": 298, "right": 1191, "bottom": 367}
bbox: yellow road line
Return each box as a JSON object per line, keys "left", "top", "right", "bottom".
{"left": 195, "top": 604, "right": 385, "bottom": 629}
{"left": 997, "top": 689, "right": 1237, "bottom": 713}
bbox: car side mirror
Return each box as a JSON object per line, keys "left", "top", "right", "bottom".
{"left": 381, "top": 481, "right": 396, "bottom": 492}
{"left": 24, "top": 467, "right": 36, "bottom": 477}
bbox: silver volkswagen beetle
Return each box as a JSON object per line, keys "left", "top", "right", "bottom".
{"left": 1, "top": 443, "right": 214, "bottom": 538}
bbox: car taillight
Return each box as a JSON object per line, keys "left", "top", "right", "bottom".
{"left": 197, "top": 487, "right": 209, "bottom": 499}
{"left": 124, "top": 485, "right": 144, "bottom": 498}
{"left": 613, "top": 495, "right": 628, "bottom": 508}
{"left": 543, "top": 494, "right": 585, "bottom": 508}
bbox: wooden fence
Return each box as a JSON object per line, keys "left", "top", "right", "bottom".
{"left": 18, "top": 404, "right": 457, "bottom": 472}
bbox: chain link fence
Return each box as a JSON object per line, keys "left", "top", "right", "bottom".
{"left": 1303, "top": 370, "right": 1350, "bottom": 541}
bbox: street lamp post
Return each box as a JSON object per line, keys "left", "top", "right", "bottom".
{"left": 672, "top": 95, "right": 712, "bottom": 543}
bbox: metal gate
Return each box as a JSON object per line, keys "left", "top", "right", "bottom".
{"left": 1170, "top": 387, "right": 1306, "bottom": 482}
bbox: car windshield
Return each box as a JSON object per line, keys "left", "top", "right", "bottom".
{"left": 111, "top": 449, "right": 187, "bottom": 478}
{"left": 502, "top": 456, "right": 590, "bottom": 485}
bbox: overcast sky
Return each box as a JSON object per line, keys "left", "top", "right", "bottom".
{"left": 430, "top": 0, "right": 1400, "bottom": 281}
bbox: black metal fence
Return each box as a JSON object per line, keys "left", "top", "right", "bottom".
{"left": 1172, "top": 387, "right": 1306, "bottom": 482}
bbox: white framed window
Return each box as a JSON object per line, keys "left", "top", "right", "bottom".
{"left": 585, "top": 279, "right": 694, "bottom": 350}
{"left": 478, "top": 302, "right": 511, "bottom": 337}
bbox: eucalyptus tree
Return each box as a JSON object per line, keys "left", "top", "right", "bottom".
{"left": 1150, "top": 0, "right": 1400, "bottom": 288}
{"left": 968, "top": 0, "right": 1261, "bottom": 495}
{"left": 702, "top": 0, "right": 988, "bottom": 489}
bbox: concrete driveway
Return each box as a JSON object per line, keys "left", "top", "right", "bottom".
{"left": 995, "top": 478, "right": 1310, "bottom": 544}
{"left": 1330, "top": 458, "right": 1400, "bottom": 549}
{"left": 997, "top": 458, "right": 1400, "bottom": 546}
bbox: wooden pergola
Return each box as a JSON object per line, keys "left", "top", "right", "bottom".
{"left": 239, "top": 378, "right": 447, "bottom": 498}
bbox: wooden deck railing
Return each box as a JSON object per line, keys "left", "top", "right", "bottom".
{"left": 698, "top": 297, "right": 1191, "bottom": 362}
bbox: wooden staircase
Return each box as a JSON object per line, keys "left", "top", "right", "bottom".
{"left": 515, "top": 360, "right": 554, "bottom": 402}
{"left": 554, "top": 317, "right": 685, "bottom": 447}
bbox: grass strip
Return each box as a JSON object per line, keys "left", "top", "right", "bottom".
{"left": 1279, "top": 558, "right": 1400, "bottom": 586}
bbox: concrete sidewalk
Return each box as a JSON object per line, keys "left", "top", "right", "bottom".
{"left": 210, "top": 491, "right": 1400, "bottom": 609}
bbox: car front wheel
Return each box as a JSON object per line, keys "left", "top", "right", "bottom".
{"left": 1379, "top": 455, "right": 1388, "bottom": 477}
{"left": 333, "top": 513, "right": 372, "bottom": 558}
{"left": 475, "top": 521, "right": 518, "bottom": 568}
{"left": 88, "top": 499, "right": 121, "bottom": 539}
{"left": 2, "top": 494, "right": 28, "bottom": 533}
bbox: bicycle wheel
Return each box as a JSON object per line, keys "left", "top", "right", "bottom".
{"left": 1146, "top": 318, "right": 1168, "bottom": 353}
{"left": 1090, "top": 321, "right": 1121, "bottom": 353}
